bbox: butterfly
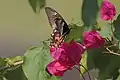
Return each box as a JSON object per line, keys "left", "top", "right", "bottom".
{"left": 45, "top": 7, "right": 70, "bottom": 48}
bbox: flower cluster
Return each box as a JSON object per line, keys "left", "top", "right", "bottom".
{"left": 100, "top": 0, "right": 116, "bottom": 21}
{"left": 47, "top": 41, "right": 85, "bottom": 76}
{"left": 83, "top": 30, "right": 104, "bottom": 49}
{"left": 46, "top": 0, "right": 116, "bottom": 77}
{"left": 46, "top": 30, "right": 104, "bottom": 76}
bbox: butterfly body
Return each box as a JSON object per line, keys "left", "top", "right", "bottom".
{"left": 45, "top": 7, "right": 70, "bottom": 48}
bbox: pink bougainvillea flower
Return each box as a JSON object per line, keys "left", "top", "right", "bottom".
{"left": 50, "top": 41, "right": 85, "bottom": 67}
{"left": 100, "top": 0, "right": 116, "bottom": 21}
{"left": 50, "top": 47, "right": 65, "bottom": 60}
{"left": 83, "top": 30, "right": 104, "bottom": 49}
{"left": 66, "top": 41, "right": 86, "bottom": 65}
{"left": 47, "top": 61, "right": 68, "bottom": 76}
{"left": 47, "top": 41, "right": 86, "bottom": 76}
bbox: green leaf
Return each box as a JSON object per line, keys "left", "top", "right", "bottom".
{"left": 0, "top": 56, "right": 26, "bottom": 80}
{"left": 0, "top": 72, "right": 6, "bottom": 80}
{"left": 99, "top": 22, "right": 113, "bottom": 38}
{"left": 0, "top": 56, "right": 24, "bottom": 78}
{"left": 116, "top": 69, "right": 120, "bottom": 80}
{"left": 87, "top": 48, "right": 111, "bottom": 79}
{"left": 0, "top": 58, "right": 9, "bottom": 74}
{"left": 0, "top": 76, "right": 7, "bottom": 80}
{"left": 3, "top": 77, "right": 7, "bottom": 80}
{"left": 65, "top": 24, "right": 84, "bottom": 42}
{"left": 80, "top": 51, "right": 87, "bottom": 74}
{"left": 113, "top": 14, "right": 120, "bottom": 40}
{"left": 4, "top": 66, "right": 27, "bottom": 80}
{"left": 28, "top": 0, "right": 46, "bottom": 13}
{"left": 22, "top": 40, "right": 61, "bottom": 80}
{"left": 81, "top": 0, "right": 100, "bottom": 28}
{"left": 98, "top": 0, "right": 103, "bottom": 7}
{"left": 97, "top": 56, "right": 120, "bottom": 80}
{"left": 86, "top": 47, "right": 120, "bottom": 80}
{"left": 0, "top": 58, "right": 6, "bottom": 67}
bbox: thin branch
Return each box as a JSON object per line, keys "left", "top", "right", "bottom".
{"left": 80, "top": 64, "right": 91, "bottom": 80}
{"left": 106, "top": 45, "right": 117, "bottom": 48}
{"left": 0, "top": 60, "right": 23, "bottom": 72}
{"left": 0, "top": 66, "right": 9, "bottom": 72}
{"left": 103, "top": 37, "right": 120, "bottom": 56}
{"left": 104, "top": 47, "right": 120, "bottom": 56}
{"left": 74, "top": 66, "right": 86, "bottom": 80}
{"left": 66, "top": 52, "right": 91, "bottom": 80}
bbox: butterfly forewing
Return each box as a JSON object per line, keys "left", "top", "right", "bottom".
{"left": 45, "top": 7, "right": 70, "bottom": 47}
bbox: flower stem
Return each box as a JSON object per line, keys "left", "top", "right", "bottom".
{"left": 104, "top": 47, "right": 120, "bottom": 56}
{"left": 74, "top": 66, "right": 86, "bottom": 80}
{"left": 67, "top": 53, "right": 91, "bottom": 80}
{"left": 104, "top": 37, "right": 120, "bottom": 56}
{"left": 79, "top": 64, "right": 91, "bottom": 80}
{"left": 0, "top": 66, "right": 9, "bottom": 72}
{"left": 0, "top": 60, "right": 23, "bottom": 72}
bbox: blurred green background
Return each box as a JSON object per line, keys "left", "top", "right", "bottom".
{"left": 0, "top": 0, "right": 119, "bottom": 57}
{"left": 0, "top": 0, "right": 119, "bottom": 80}
{"left": 0, "top": 0, "right": 83, "bottom": 57}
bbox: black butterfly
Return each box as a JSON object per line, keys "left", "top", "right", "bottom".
{"left": 45, "top": 7, "right": 70, "bottom": 47}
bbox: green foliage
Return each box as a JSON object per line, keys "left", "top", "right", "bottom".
{"left": 0, "top": 58, "right": 6, "bottom": 68}
{"left": 83, "top": 47, "right": 120, "bottom": 80}
{"left": 0, "top": 0, "right": 119, "bottom": 80}
{"left": 113, "top": 14, "right": 120, "bottom": 40}
{"left": 4, "top": 66, "right": 27, "bottom": 80}
{"left": 22, "top": 40, "right": 61, "bottom": 80}
{"left": 0, "top": 56, "right": 25, "bottom": 80}
{"left": 80, "top": 51, "right": 87, "bottom": 74}
{"left": 5, "top": 56, "right": 24, "bottom": 67}
{"left": 0, "top": 58, "right": 7, "bottom": 80}
{"left": 99, "top": 22, "right": 113, "bottom": 38}
{"left": 65, "top": 23, "right": 84, "bottom": 43}
{"left": 81, "top": 0, "right": 101, "bottom": 28}
{"left": 28, "top": 0, "right": 46, "bottom": 13}
{"left": 117, "top": 70, "right": 120, "bottom": 80}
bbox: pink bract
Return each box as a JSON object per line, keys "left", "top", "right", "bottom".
{"left": 47, "top": 61, "right": 68, "bottom": 76}
{"left": 100, "top": 0, "right": 116, "bottom": 21}
{"left": 47, "top": 41, "right": 86, "bottom": 76}
{"left": 66, "top": 41, "right": 85, "bottom": 65}
{"left": 50, "top": 41, "right": 85, "bottom": 66}
{"left": 83, "top": 30, "right": 104, "bottom": 49}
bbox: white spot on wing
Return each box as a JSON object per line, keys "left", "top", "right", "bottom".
{"left": 53, "top": 12, "right": 57, "bottom": 16}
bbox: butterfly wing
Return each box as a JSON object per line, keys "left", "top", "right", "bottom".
{"left": 45, "top": 7, "right": 70, "bottom": 35}
{"left": 45, "top": 7, "right": 70, "bottom": 47}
